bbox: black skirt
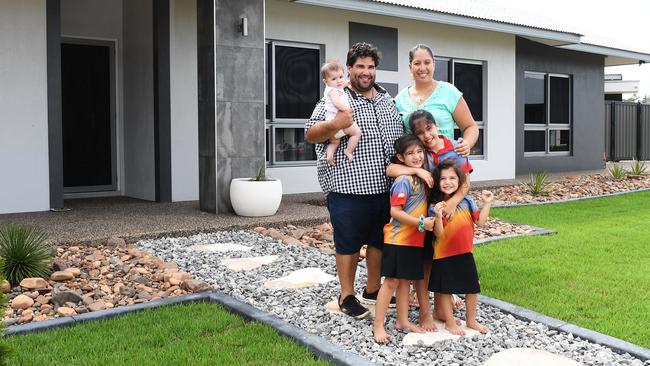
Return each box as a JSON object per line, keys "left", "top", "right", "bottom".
{"left": 428, "top": 252, "right": 480, "bottom": 294}
{"left": 381, "top": 244, "right": 424, "bottom": 280}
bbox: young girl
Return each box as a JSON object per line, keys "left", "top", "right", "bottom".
{"left": 373, "top": 134, "right": 434, "bottom": 343}
{"left": 429, "top": 158, "right": 493, "bottom": 335}
{"left": 320, "top": 60, "right": 361, "bottom": 165}
{"left": 386, "top": 109, "right": 472, "bottom": 331}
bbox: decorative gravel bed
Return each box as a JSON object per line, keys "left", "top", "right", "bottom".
{"left": 477, "top": 173, "right": 650, "bottom": 205}
{"left": 136, "top": 231, "right": 648, "bottom": 366}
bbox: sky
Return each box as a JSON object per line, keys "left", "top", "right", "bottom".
{"left": 490, "top": 0, "right": 650, "bottom": 99}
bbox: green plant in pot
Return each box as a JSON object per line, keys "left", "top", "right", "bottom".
{"left": 230, "top": 166, "right": 283, "bottom": 216}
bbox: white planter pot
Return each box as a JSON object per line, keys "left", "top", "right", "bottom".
{"left": 230, "top": 178, "right": 283, "bottom": 217}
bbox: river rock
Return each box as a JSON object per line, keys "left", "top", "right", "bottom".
{"left": 50, "top": 271, "right": 74, "bottom": 281}
{"left": 57, "top": 307, "right": 76, "bottom": 317}
{"left": 181, "top": 279, "right": 211, "bottom": 293}
{"left": 11, "top": 294, "right": 34, "bottom": 309}
{"left": 19, "top": 277, "right": 49, "bottom": 289}
{"left": 52, "top": 290, "right": 83, "bottom": 306}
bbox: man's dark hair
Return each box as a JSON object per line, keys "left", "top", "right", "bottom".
{"left": 346, "top": 42, "right": 381, "bottom": 67}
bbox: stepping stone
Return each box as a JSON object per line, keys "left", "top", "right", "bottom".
{"left": 264, "top": 268, "right": 336, "bottom": 289}
{"left": 187, "top": 243, "right": 252, "bottom": 252}
{"left": 402, "top": 319, "right": 480, "bottom": 345}
{"left": 220, "top": 255, "right": 279, "bottom": 271}
{"left": 485, "top": 348, "right": 583, "bottom": 366}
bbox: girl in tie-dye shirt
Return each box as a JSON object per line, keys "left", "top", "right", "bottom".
{"left": 429, "top": 158, "right": 493, "bottom": 336}
{"left": 373, "top": 134, "right": 433, "bottom": 344}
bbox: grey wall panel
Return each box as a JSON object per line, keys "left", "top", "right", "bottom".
{"left": 516, "top": 37, "right": 605, "bottom": 175}
{"left": 47, "top": 0, "right": 64, "bottom": 209}
{"left": 613, "top": 102, "right": 637, "bottom": 161}
{"left": 639, "top": 105, "right": 650, "bottom": 161}
{"left": 605, "top": 102, "right": 611, "bottom": 159}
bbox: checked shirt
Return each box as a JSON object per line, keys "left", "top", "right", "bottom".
{"left": 306, "top": 85, "right": 404, "bottom": 195}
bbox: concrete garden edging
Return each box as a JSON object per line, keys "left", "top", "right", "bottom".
{"left": 4, "top": 291, "right": 374, "bottom": 366}
{"left": 474, "top": 225, "right": 555, "bottom": 245}
{"left": 491, "top": 187, "right": 650, "bottom": 208}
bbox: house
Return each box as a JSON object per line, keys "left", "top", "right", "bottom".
{"left": 1, "top": 0, "right": 649, "bottom": 215}
{"left": 604, "top": 74, "right": 640, "bottom": 101}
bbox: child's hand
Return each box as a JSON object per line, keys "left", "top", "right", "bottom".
{"left": 423, "top": 217, "right": 435, "bottom": 231}
{"left": 415, "top": 168, "right": 434, "bottom": 188}
{"left": 434, "top": 202, "right": 446, "bottom": 219}
{"left": 481, "top": 190, "right": 494, "bottom": 204}
{"left": 442, "top": 201, "right": 456, "bottom": 219}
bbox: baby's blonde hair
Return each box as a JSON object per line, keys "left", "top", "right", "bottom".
{"left": 321, "top": 59, "right": 344, "bottom": 79}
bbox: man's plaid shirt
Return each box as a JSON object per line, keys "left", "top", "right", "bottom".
{"left": 305, "top": 85, "right": 404, "bottom": 195}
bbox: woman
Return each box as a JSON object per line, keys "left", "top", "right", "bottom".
{"left": 394, "top": 44, "right": 478, "bottom": 157}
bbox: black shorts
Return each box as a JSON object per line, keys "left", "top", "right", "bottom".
{"left": 381, "top": 244, "right": 424, "bottom": 280}
{"left": 327, "top": 192, "right": 390, "bottom": 255}
{"left": 428, "top": 253, "right": 480, "bottom": 294}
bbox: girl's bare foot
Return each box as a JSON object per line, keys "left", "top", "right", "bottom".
{"left": 408, "top": 290, "right": 419, "bottom": 308}
{"left": 418, "top": 313, "right": 437, "bottom": 332}
{"left": 395, "top": 320, "right": 425, "bottom": 334}
{"left": 445, "top": 321, "right": 466, "bottom": 336}
{"left": 373, "top": 325, "right": 391, "bottom": 343}
{"left": 466, "top": 319, "right": 488, "bottom": 334}
{"left": 434, "top": 309, "right": 461, "bottom": 325}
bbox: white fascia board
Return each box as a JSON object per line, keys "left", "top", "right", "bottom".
{"left": 558, "top": 43, "right": 650, "bottom": 66}
{"left": 291, "top": 0, "right": 581, "bottom": 44}
{"left": 604, "top": 80, "right": 640, "bottom": 94}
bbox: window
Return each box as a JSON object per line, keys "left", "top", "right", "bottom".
{"left": 436, "top": 57, "right": 486, "bottom": 158}
{"left": 523, "top": 72, "right": 572, "bottom": 155}
{"left": 265, "top": 41, "right": 322, "bottom": 165}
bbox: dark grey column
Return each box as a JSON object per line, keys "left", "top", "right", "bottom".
{"left": 47, "top": 0, "right": 64, "bottom": 210}
{"left": 154, "top": 0, "right": 172, "bottom": 202}
{"left": 197, "top": 0, "right": 265, "bottom": 213}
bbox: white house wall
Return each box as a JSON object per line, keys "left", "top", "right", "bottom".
{"left": 0, "top": 0, "right": 49, "bottom": 214}
{"left": 170, "top": 0, "right": 199, "bottom": 201}
{"left": 266, "top": 0, "right": 516, "bottom": 190}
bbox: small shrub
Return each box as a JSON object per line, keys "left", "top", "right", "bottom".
{"left": 629, "top": 159, "right": 647, "bottom": 176}
{"left": 608, "top": 163, "right": 627, "bottom": 180}
{"left": 0, "top": 225, "right": 52, "bottom": 284}
{"left": 522, "top": 171, "right": 554, "bottom": 196}
{"left": 0, "top": 258, "right": 15, "bottom": 365}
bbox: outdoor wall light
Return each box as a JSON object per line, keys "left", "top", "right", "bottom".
{"left": 238, "top": 17, "right": 248, "bottom": 37}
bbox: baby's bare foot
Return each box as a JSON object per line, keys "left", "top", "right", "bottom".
{"left": 344, "top": 150, "right": 354, "bottom": 162}
{"left": 445, "top": 322, "right": 466, "bottom": 336}
{"left": 395, "top": 320, "right": 425, "bottom": 334}
{"left": 466, "top": 319, "right": 489, "bottom": 334}
{"left": 326, "top": 156, "right": 336, "bottom": 166}
{"left": 373, "top": 325, "right": 391, "bottom": 344}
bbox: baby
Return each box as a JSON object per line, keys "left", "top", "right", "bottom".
{"left": 321, "top": 60, "right": 361, "bottom": 165}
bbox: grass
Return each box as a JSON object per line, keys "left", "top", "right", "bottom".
{"left": 7, "top": 302, "right": 330, "bottom": 366}
{"left": 475, "top": 190, "right": 650, "bottom": 348}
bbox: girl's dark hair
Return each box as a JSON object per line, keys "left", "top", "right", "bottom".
{"left": 347, "top": 42, "right": 381, "bottom": 67}
{"left": 408, "top": 44, "right": 434, "bottom": 64}
{"left": 408, "top": 109, "right": 437, "bottom": 134}
{"left": 430, "top": 158, "right": 466, "bottom": 203}
{"left": 390, "top": 134, "right": 424, "bottom": 164}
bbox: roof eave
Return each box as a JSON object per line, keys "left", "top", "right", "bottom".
{"left": 291, "top": 0, "right": 581, "bottom": 44}
{"left": 557, "top": 43, "right": 650, "bottom": 66}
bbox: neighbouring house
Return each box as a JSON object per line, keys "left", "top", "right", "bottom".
{"left": 1, "top": 0, "right": 649, "bottom": 215}
{"left": 604, "top": 74, "right": 640, "bottom": 101}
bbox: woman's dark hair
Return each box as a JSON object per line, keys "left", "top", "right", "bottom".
{"left": 390, "top": 134, "right": 424, "bottom": 165}
{"left": 408, "top": 44, "right": 434, "bottom": 64}
{"left": 408, "top": 109, "right": 437, "bottom": 134}
{"left": 347, "top": 42, "right": 381, "bottom": 67}
{"left": 430, "top": 158, "right": 466, "bottom": 203}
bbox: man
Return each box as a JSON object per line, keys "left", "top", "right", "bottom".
{"left": 305, "top": 43, "right": 403, "bottom": 318}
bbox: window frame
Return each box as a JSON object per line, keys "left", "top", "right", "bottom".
{"left": 265, "top": 40, "right": 324, "bottom": 166}
{"left": 440, "top": 57, "right": 487, "bottom": 160}
{"left": 523, "top": 71, "right": 572, "bottom": 157}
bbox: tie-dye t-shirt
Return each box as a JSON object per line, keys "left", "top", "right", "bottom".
{"left": 383, "top": 175, "right": 428, "bottom": 247}
{"left": 425, "top": 135, "right": 473, "bottom": 175}
{"left": 428, "top": 196, "right": 479, "bottom": 259}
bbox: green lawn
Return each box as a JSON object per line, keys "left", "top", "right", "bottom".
{"left": 6, "top": 302, "right": 330, "bottom": 366}
{"left": 475, "top": 190, "right": 650, "bottom": 348}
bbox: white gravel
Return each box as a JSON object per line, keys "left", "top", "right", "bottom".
{"left": 136, "top": 230, "right": 649, "bottom": 366}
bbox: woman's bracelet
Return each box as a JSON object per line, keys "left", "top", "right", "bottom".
{"left": 418, "top": 215, "right": 425, "bottom": 232}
